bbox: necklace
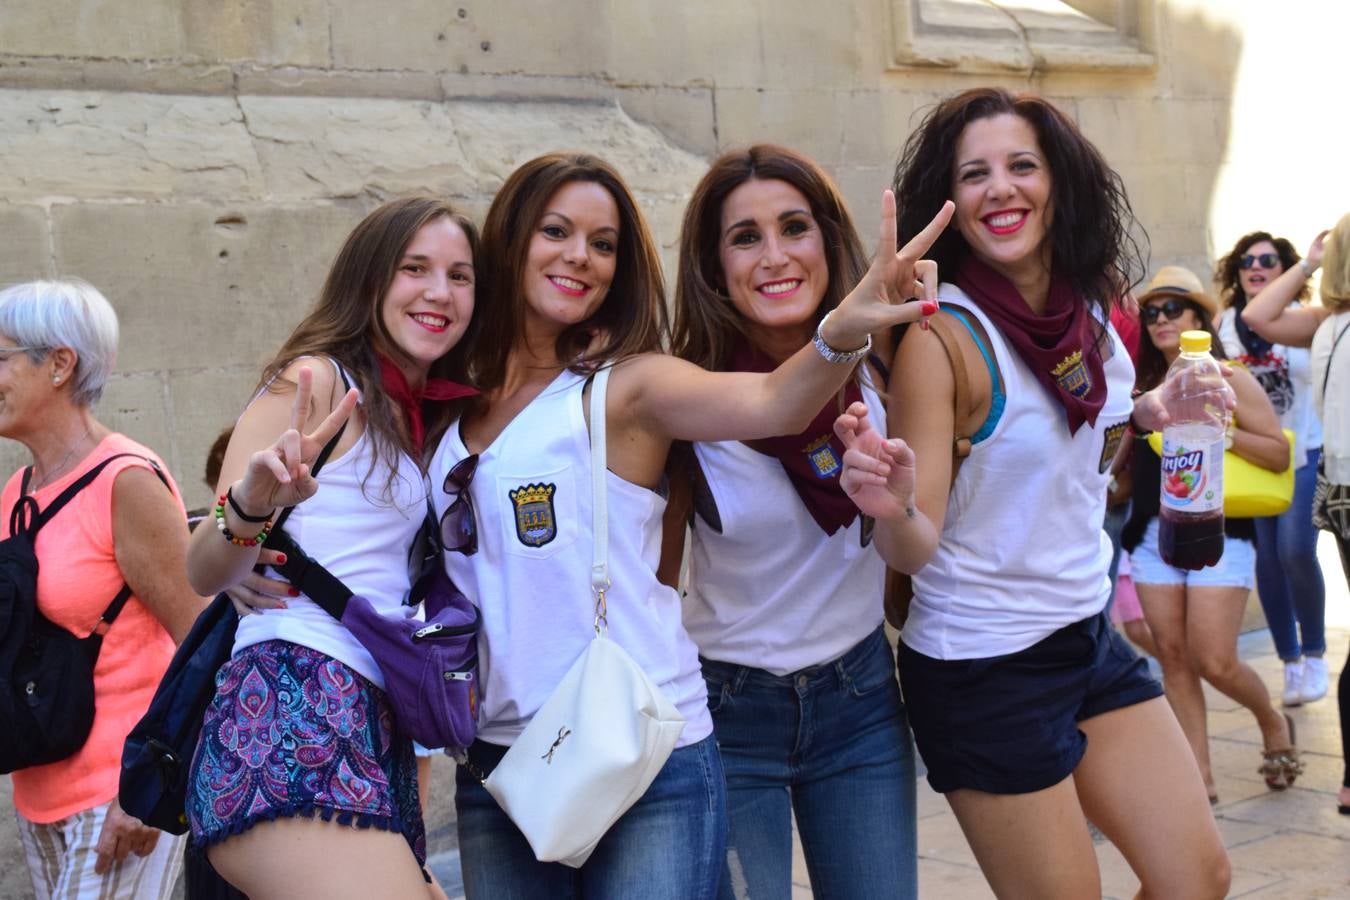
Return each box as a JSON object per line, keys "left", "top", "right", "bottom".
{"left": 29, "top": 426, "right": 94, "bottom": 493}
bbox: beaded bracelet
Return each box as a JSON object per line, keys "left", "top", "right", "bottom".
{"left": 214, "top": 494, "right": 273, "bottom": 547}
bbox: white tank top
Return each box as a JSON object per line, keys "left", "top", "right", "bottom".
{"left": 429, "top": 369, "right": 713, "bottom": 748}
{"left": 1218, "top": 307, "right": 1322, "bottom": 468}
{"left": 683, "top": 379, "right": 887, "bottom": 675}
{"left": 233, "top": 363, "right": 428, "bottom": 688}
{"left": 902, "top": 285, "right": 1134, "bottom": 660}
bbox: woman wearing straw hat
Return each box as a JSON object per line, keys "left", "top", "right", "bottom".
{"left": 1122, "top": 265, "right": 1299, "bottom": 802}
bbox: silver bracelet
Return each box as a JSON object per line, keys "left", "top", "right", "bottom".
{"left": 1301, "top": 259, "right": 1316, "bottom": 278}
{"left": 812, "top": 310, "right": 872, "bottom": 364}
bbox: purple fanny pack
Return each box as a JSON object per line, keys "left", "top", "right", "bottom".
{"left": 268, "top": 531, "right": 479, "bottom": 751}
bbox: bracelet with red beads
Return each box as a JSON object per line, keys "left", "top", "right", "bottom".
{"left": 213, "top": 494, "right": 273, "bottom": 547}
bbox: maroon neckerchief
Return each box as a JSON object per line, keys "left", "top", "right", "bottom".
{"left": 378, "top": 355, "right": 478, "bottom": 455}
{"left": 953, "top": 256, "right": 1106, "bottom": 435}
{"left": 729, "top": 336, "right": 862, "bottom": 536}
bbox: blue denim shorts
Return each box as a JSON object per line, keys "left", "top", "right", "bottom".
{"left": 1129, "top": 518, "right": 1256, "bottom": 588}
{"left": 898, "top": 613, "right": 1162, "bottom": 795}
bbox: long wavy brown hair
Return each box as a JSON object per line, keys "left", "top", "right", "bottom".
{"left": 1134, "top": 298, "right": 1227, "bottom": 392}
{"left": 893, "top": 87, "right": 1147, "bottom": 319}
{"left": 260, "top": 196, "right": 480, "bottom": 492}
{"left": 471, "top": 153, "right": 668, "bottom": 392}
{"left": 671, "top": 144, "right": 868, "bottom": 371}
{"left": 1215, "top": 231, "right": 1307, "bottom": 308}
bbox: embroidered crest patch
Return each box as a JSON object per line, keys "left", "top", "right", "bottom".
{"left": 1099, "top": 421, "right": 1128, "bottom": 473}
{"left": 1052, "top": 350, "right": 1092, "bottom": 399}
{"left": 804, "top": 435, "right": 842, "bottom": 479}
{"left": 509, "top": 482, "right": 557, "bottom": 547}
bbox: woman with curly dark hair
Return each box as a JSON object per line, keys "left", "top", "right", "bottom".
{"left": 1213, "top": 230, "right": 1330, "bottom": 707}
{"left": 836, "top": 88, "right": 1230, "bottom": 897}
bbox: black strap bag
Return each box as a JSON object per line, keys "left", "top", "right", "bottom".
{"left": 120, "top": 420, "right": 345, "bottom": 834}
{"left": 0, "top": 454, "right": 167, "bottom": 774}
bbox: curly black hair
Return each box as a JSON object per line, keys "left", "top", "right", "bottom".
{"left": 1215, "top": 231, "right": 1306, "bottom": 307}
{"left": 892, "top": 88, "right": 1147, "bottom": 320}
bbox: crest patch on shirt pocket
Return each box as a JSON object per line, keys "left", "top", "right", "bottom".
{"left": 509, "top": 482, "right": 557, "bottom": 547}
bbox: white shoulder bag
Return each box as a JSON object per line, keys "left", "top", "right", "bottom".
{"left": 481, "top": 366, "right": 686, "bottom": 868}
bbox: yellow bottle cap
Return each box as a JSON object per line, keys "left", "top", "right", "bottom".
{"left": 1180, "top": 330, "right": 1212, "bottom": 353}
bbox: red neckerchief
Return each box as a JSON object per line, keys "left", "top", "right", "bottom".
{"left": 954, "top": 256, "right": 1106, "bottom": 435}
{"left": 378, "top": 355, "right": 478, "bottom": 455}
{"left": 729, "top": 336, "right": 862, "bottom": 535}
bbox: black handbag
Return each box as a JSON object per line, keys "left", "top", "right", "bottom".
{"left": 120, "top": 419, "right": 346, "bottom": 834}
{"left": 0, "top": 454, "right": 168, "bottom": 774}
{"left": 1312, "top": 319, "right": 1350, "bottom": 541}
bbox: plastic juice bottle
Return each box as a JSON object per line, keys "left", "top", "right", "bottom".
{"left": 1158, "top": 330, "right": 1227, "bottom": 570}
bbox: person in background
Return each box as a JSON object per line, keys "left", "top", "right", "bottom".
{"left": 839, "top": 87, "right": 1231, "bottom": 898}
{"left": 1124, "top": 266, "right": 1295, "bottom": 802}
{"left": 663, "top": 144, "right": 918, "bottom": 899}
{"left": 0, "top": 279, "right": 206, "bottom": 900}
{"left": 1216, "top": 230, "right": 1328, "bottom": 706}
{"left": 1303, "top": 211, "right": 1350, "bottom": 814}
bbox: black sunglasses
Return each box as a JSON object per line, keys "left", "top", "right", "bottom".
{"left": 1141, "top": 297, "right": 1192, "bottom": 325}
{"left": 439, "top": 454, "right": 479, "bottom": 556}
{"left": 1239, "top": 253, "right": 1280, "bottom": 270}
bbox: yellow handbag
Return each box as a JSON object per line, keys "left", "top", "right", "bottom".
{"left": 1147, "top": 428, "right": 1295, "bottom": 518}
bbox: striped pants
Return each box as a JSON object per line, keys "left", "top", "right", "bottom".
{"left": 16, "top": 801, "right": 185, "bottom": 900}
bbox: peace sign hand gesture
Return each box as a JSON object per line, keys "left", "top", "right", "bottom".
{"left": 834, "top": 401, "right": 917, "bottom": 522}
{"left": 231, "top": 366, "right": 360, "bottom": 517}
{"left": 819, "top": 192, "right": 955, "bottom": 352}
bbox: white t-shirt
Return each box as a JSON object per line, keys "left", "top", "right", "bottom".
{"left": 902, "top": 286, "right": 1134, "bottom": 660}
{"left": 234, "top": 373, "right": 427, "bottom": 688}
{"left": 1311, "top": 311, "right": 1350, "bottom": 482}
{"left": 682, "top": 378, "right": 887, "bottom": 675}
{"left": 429, "top": 370, "right": 712, "bottom": 749}
{"left": 1218, "top": 306, "right": 1322, "bottom": 469}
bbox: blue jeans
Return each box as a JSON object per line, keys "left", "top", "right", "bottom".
{"left": 1254, "top": 451, "right": 1327, "bottom": 659}
{"left": 702, "top": 626, "right": 918, "bottom": 900}
{"left": 455, "top": 735, "right": 726, "bottom": 900}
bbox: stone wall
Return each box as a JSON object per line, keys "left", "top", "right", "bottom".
{"left": 0, "top": 0, "right": 1345, "bottom": 513}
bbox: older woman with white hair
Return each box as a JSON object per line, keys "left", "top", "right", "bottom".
{"left": 0, "top": 279, "right": 205, "bottom": 900}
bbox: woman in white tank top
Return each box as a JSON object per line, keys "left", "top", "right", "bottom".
{"left": 661, "top": 145, "right": 918, "bottom": 900}
{"left": 432, "top": 152, "right": 952, "bottom": 900}
{"left": 839, "top": 89, "right": 1233, "bottom": 898}
{"left": 184, "top": 197, "right": 480, "bottom": 900}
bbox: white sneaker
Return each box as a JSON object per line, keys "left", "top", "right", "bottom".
{"left": 1281, "top": 660, "right": 1305, "bottom": 707}
{"left": 1301, "top": 657, "right": 1329, "bottom": 704}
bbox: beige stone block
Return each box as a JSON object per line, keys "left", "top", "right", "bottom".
{"left": 0, "top": 57, "right": 236, "bottom": 95}
{"left": 1162, "top": 7, "right": 1244, "bottom": 100}
{"left": 182, "top": 0, "right": 331, "bottom": 67}
{"left": 0, "top": 440, "right": 30, "bottom": 485}
{"left": 0, "top": 1, "right": 186, "bottom": 60}
{"left": 1118, "top": 164, "right": 1191, "bottom": 230}
{"left": 330, "top": 0, "right": 609, "bottom": 78}
{"left": 0, "top": 204, "right": 51, "bottom": 285}
{"left": 238, "top": 66, "right": 445, "bottom": 101}
{"left": 714, "top": 89, "right": 845, "bottom": 168}
{"left": 168, "top": 366, "right": 265, "bottom": 511}
{"left": 97, "top": 372, "right": 173, "bottom": 472}
{"left": 237, "top": 95, "right": 481, "bottom": 200}
{"left": 617, "top": 86, "right": 717, "bottom": 158}
{"left": 0, "top": 89, "right": 261, "bottom": 201}
{"left": 608, "top": 0, "right": 867, "bottom": 90}
{"left": 1076, "top": 97, "right": 1227, "bottom": 167}
{"left": 52, "top": 202, "right": 365, "bottom": 373}
{"left": 835, "top": 166, "right": 893, "bottom": 239}
{"left": 440, "top": 72, "right": 612, "bottom": 105}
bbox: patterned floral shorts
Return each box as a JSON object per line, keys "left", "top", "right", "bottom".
{"left": 187, "top": 640, "right": 426, "bottom": 867}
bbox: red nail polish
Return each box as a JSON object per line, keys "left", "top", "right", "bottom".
{"left": 276, "top": 553, "right": 287, "bottom": 565}
{"left": 289, "top": 588, "right": 300, "bottom": 597}
{"left": 921, "top": 301, "right": 939, "bottom": 317}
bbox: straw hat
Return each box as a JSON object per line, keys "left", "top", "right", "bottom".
{"left": 1138, "top": 265, "right": 1218, "bottom": 318}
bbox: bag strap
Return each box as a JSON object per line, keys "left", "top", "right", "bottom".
{"left": 1321, "top": 318, "right": 1350, "bottom": 400}
{"left": 589, "top": 366, "right": 612, "bottom": 634}
{"left": 925, "top": 314, "right": 975, "bottom": 463}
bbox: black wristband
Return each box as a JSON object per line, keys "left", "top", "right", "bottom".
{"left": 1128, "top": 409, "right": 1153, "bottom": 437}
{"left": 226, "top": 485, "right": 276, "bottom": 523}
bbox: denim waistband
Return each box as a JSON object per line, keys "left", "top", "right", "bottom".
{"left": 699, "top": 625, "right": 889, "bottom": 692}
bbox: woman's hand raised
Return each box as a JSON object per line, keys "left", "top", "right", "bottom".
{"left": 231, "top": 366, "right": 360, "bottom": 516}
{"left": 820, "top": 192, "right": 954, "bottom": 351}
{"left": 834, "top": 401, "right": 917, "bottom": 521}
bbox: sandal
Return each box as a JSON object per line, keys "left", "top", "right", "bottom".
{"left": 1258, "top": 713, "right": 1303, "bottom": 791}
